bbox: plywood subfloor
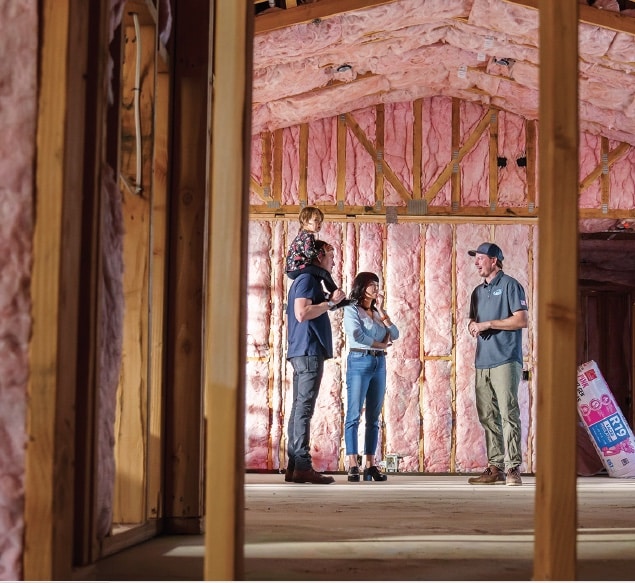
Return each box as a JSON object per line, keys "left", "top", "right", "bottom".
{"left": 91, "top": 473, "right": 635, "bottom": 580}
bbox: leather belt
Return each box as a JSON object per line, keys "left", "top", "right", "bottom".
{"left": 350, "top": 348, "right": 386, "bottom": 356}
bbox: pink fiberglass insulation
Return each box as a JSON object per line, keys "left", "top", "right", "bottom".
{"left": 497, "top": 110, "right": 529, "bottom": 207}
{"left": 384, "top": 224, "right": 423, "bottom": 471}
{"left": 282, "top": 126, "right": 300, "bottom": 206}
{"left": 246, "top": 97, "right": 635, "bottom": 473}
{"left": 253, "top": 0, "right": 635, "bottom": 146}
{"left": 423, "top": 97, "right": 452, "bottom": 206}
{"left": 245, "top": 218, "right": 540, "bottom": 473}
{"left": 346, "top": 108, "right": 376, "bottom": 207}
{"left": 307, "top": 118, "right": 337, "bottom": 204}
{"left": 0, "top": 0, "right": 36, "bottom": 579}
{"left": 461, "top": 101, "right": 490, "bottom": 207}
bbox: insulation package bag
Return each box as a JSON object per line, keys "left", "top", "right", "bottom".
{"left": 576, "top": 360, "right": 635, "bottom": 478}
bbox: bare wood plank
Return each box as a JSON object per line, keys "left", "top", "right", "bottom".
{"left": 526, "top": 119, "right": 537, "bottom": 212}
{"left": 375, "top": 104, "right": 385, "bottom": 206}
{"left": 451, "top": 99, "right": 461, "bottom": 211}
{"left": 164, "top": 0, "right": 209, "bottom": 529}
{"left": 255, "top": 0, "right": 397, "bottom": 34}
{"left": 534, "top": 0, "right": 578, "bottom": 579}
{"left": 504, "top": 0, "right": 635, "bottom": 36}
{"left": 262, "top": 131, "right": 272, "bottom": 200}
{"left": 114, "top": 18, "right": 156, "bottom": 524}
{"left": 205, "top": 0, "right": 250, "bottom": 578}
{"left": 337, "top": 114, "right": 347, "bottom": 205}
{"left": 424, "top": 109, "right": 493, "bottom": 203}
{"left": 125, "top": 0, "right": 158, "bottom": 26}
{"left": 272, "top": 129, "right": 283, "bottom": 203}
{"left": 76, "top": 0, "right": 112, "bottom": 565}
{"left": 250, "top": 176, "right": 266, "bottom": 200}
{"left": 579, "top": 141, "right": 630, "bottom": 191}
{"left": 413, "top": 99, "right": 422, "bottom": 199}
{"left": 26, "top": 0, "right": 106, "bottom": 577}
{"left": 600, "top": 137, "right": 610, "bottom": 214}
{"left": 344, "top": 112, "right": 412, "bottom": 201}
{"left": 489, "top": 110, "right": 499, "bottom": 210}
{"left": 299, "top": 123, "right": 309, "bottom": 203}
{"left": 147, "top": 69, "right": 169, "bottom": 521}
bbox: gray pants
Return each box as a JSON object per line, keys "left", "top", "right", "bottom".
{"left": 475, "top": 362, "right": 522, "bottom": 470}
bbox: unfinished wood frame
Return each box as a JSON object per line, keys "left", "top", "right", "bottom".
{"left": 163, "top": 0, "right": 210, "bottom": 533}
{"left": 534, "top": 0, "right": 579, "bottom": 579}
{"left": 249, "top": 101, "right": 633, "bottom": 220}
{"left": 205, "top": 0, "right": 252, "bottom": 579}
{"left": 27, "top": 0, "right": 110, "bottom": 578}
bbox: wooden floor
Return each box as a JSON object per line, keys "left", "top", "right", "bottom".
{"left": 90, "top": 473, "right": 635, "bottom": 581}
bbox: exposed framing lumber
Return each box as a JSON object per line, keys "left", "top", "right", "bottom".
{"left": 424, "top": 108, "right": 494, "bottom": 203}
{"left": 148, "top": 68, "right": 170, "bottom": 523}
{"left": 27, "top": 0, "right": 110, "bottom": 577}
{"left": 413, "top": 99, "right": 423, "bottom": 200}
{"left": 299, "top": 123, "right": 309, "bottom": 203}
{"left": 489, "top": 110, "right": 499, "bottom": 211}
{"left": 451, "top": 99, "right": 461, "bottom": 212}
{"left": 600, "top": 136, "right": 610, "bottom": 214}
{"left": 255, "top": 0, "right": 397, "bottom": 34}
{"left": 526, "top": 119, "right": 537, "bottom": 212}
{"left": 534, "top": 0, "right": 578, "bottom": 579}
{"left": 375, "top": 104, "right": 386, "bottom": 207}
{"left": 273, "top": 129, "right": 283, "bottom": 203}
{"left": 164, "top": 0, "right": 209, "bottom": 532}
{"left": 344, "top": 112, "right": 412, "bottom": 201}
{"left": 262, "top": 131, "right": 273, "bottom": 200}
{"left": 205, "top": 0, "right": 251, "bottom": 578}
{"left": 337, "top": 114, "right": 347, "bottom": 205}
{"left": 579, "top": 141, "right": 630, "bottom": 191}
{"left": 115, "top": 13, "right": 156, "bottom": 525}
{"left": 505, "top": 0, "right": 635, "bottom": 36}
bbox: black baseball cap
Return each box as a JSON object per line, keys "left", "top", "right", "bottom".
{"left": 468, "top": 242, "right": 504, "bottom": 261}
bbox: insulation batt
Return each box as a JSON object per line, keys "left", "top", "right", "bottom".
{"left": 0, "top": 0, "right": 37, "bottom": 579}
{"left": 253, "top": 0, "right": 635, "bottom": 146}
{"left": 246, "top": 90, "right": 634, "bottom": 472}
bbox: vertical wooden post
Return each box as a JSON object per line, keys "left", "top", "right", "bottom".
{"left": 205, "top": 0, "right": 252, "bottom": 579}
{"left": 534, "top": 1, "right": 579, "bottom": 579}
{"left": 164, "top": 0, "right": 210, "bottom": 531}
{"left": 28, "top": 0, "right": 109, "bottom": 576}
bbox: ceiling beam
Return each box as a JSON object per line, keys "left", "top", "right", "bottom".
{"left": 255, "top": 0, "right": 398, "bottom": 34}
{"left": 504, "top": 0, "right": 635, "bottom": 36}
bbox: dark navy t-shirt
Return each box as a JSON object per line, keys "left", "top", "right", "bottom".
{"left": 469, "top": 270, "right": 527, "bottom": 368}
{"left": 286, "top": 272, "right": 333, "bottom": 359}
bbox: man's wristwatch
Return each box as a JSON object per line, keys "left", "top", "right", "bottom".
{"left": 327, "top": 300, "right": 335, "bottom": 308}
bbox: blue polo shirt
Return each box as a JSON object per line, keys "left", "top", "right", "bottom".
{"left": 286, "top": 272, "right": 333, "bottom": 359}
{"left": 469, "top": 270, "right": 527, "bottom": 369}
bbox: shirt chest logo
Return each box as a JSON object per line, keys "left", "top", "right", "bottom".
{"left": 492, "top": 289, "right": 502, "bottom": 296}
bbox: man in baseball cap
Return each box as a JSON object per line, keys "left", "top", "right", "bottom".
{"left": 468, "top": 242, "right": 504, "bottom": 262}
{"left": 466, "top": 241, "right": 528, "bottom": 486}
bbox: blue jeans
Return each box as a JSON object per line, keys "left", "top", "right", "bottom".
{"left": 287, "top": 355, "right": 324, "bottom": 470}
{"left": 344, "top": 351, "right": 387, "bottom": 456}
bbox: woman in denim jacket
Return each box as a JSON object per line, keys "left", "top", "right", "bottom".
{"left": 342, "top": 272, "right": 399, "bottom": 482}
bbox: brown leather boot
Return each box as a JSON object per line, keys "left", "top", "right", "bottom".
{"left": 292, "top": 468, "right": 335, "bottom": 484}
{"left": 468, "top": 465, "right": 505, "bottom": 485}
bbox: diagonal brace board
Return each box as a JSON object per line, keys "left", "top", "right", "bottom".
{"left": 579, "top": 142, "right": 631, "bottom": 191}
{"left": 344, "top": 112, "right": 412, "bottom": 201}
{"left": 424, "top": 109, "right": 494, "bottom": 203}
